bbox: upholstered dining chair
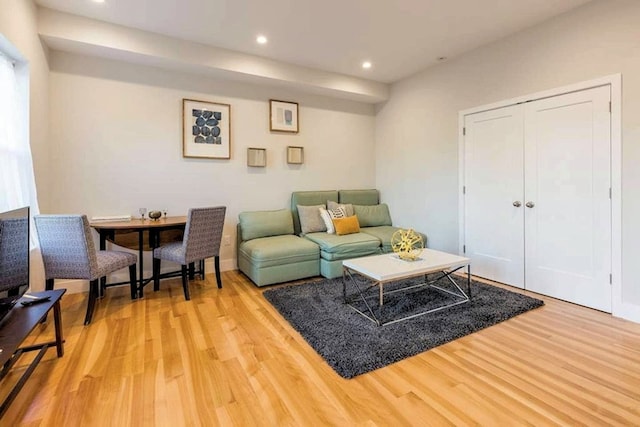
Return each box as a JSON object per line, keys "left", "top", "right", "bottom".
{"left": 152, "top": 206, "right": 226, "bottom": 300}
{"left": 34, "top": 215, "right": 137, "bottom": 325}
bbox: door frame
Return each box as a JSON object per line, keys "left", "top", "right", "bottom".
{"left": 458, "top": 74, "right": 622, "bottom": 317}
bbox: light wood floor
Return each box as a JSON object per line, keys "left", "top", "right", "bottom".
{"left": 2, "top": 270, "right": 640, "bottom": 426}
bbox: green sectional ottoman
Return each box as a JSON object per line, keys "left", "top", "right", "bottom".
{"left": 304, "top": 231, "right": 381, "bottom": 279}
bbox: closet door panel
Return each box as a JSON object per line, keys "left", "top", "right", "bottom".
{"left": 524, "top": 86, "right": 611, "bottom": 312}
{"left": 464, "top": 105, "right": 524, "bottom": 288}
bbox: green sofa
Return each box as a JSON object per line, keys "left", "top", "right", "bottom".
{"left": 292, "top": 189, "right": 426, "bottom": 279}
{"left": 237, "top": 189, "right": 426, "bottom": 286}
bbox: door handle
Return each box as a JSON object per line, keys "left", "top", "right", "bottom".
{"left": 526, "top": 201, "right": 535, "bottom": 208}
{"left": 513, "top": 201, "right": 522, "bottom": 207}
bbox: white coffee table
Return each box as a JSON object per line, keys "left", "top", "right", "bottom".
{"left": 342, "top": 249, "right": 471, "bottom": 326}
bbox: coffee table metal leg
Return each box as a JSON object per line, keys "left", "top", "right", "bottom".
{"left": 343, "top": 268, "right": 381, "bottom": 326}
{"left": 467, "top": 264, "right": 472, "bottom": 299}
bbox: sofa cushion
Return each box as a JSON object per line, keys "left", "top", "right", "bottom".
{"left": 333, "top": 215, "right": 360, "bottom": 235}
{"left": 338, "top": 189, "right": 379, "bottom": 205}
{"left": 304, "top": 232, "right": 381, "bottom": 261}
{"left": 239, "top": 209, "right": 294, "bottom": 241}
{"left": 360, "top": 226, "right": 401, "bottom": 252}
{"left": 297, "top": 204, "right": 326, "bottom": 234}
{"left": 319, "top": 206, "right": 346, "bottom": 234}
{"left": 353, "top": 204, "right": 392, "bottom": 227}
{"left": 291, "top": 190, "right": 339, "bottom": 235}
{"left": 239, "top": 235, "right": 319, "bottom": 268}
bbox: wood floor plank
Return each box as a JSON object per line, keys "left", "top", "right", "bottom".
{"left": 1, "top": 271, "right": 639, "bottom": 426}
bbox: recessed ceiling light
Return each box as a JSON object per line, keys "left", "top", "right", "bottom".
{"left": 362, "top": 61, "right": 372, "bottom": 69}
{"left": 92, "top": 0, "right": 105, "bottom": 3}
{"left": 257, "top": 35, "right": 268, "bottom": 45}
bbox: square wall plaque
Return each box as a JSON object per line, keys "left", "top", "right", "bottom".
{"left": 287, "top": 146, "right": 304, "bottom": 164}
{"left": 247, "top": 147, "right": 266, "bottom": 167}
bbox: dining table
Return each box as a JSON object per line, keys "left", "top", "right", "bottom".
{"left": 90, "top": 216, "right": 188, "bottom": 297}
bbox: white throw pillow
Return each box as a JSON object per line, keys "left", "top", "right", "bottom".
{"left": 327, "top": 200, "right": 354, "bottom": 217}
{"left": 320, "top": 206, "right": 346, "bottom": 234}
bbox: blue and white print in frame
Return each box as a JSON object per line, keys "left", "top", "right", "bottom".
{"left": 182, "top": 99, "right": 231, "bottom": 159}
{"left": 269, "top": 99, "right": 299, "bottom": 133}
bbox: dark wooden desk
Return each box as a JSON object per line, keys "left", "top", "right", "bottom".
{"left": 0, "top": 289, "right": 65, "bottom": 418}
{"left": 90, "top": 217, "right": 187, "bottom": 297}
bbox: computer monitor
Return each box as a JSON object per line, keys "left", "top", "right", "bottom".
{"left": 0, "top": 206, "right": 30, "bottom": 322}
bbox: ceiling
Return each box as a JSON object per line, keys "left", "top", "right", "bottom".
{"left": 35, "top": 0, "right": 593, "bottom": 84}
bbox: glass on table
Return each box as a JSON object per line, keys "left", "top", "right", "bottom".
{"left": 139, "top": 208, "right": 147, "bottom": 221}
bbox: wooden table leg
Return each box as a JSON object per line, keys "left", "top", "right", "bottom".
{"left": 138, "top": 230, "right": 144, "bottom": 297}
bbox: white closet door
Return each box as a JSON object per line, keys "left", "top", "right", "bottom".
{"left": 524, "top": 86, "right": 611, "bottom": 312}
{"left": 464, "top": 105, "right": 525, "bottom": 288}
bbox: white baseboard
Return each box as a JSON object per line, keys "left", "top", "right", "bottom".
{"left": 614, "top": 302, "right": 640, "bottom": 324}
{"left": 45, "top": 257, "right": 238, "bottom": 295}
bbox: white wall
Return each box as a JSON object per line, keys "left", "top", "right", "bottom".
{"left": 375, "top": 0, "right": 640, "bottom": 317}
{"left": 48, "top": 51, "right": 376, "bottom": 283}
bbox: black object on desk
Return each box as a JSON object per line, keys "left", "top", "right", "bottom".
{"left": 0, "top": 289, "right": 66, "bottom": 418}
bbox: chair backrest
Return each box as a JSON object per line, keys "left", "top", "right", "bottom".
{"left": 0, "top": 217, "right": 29, "bottom": 290}
{"left": 34, "top": 215, "right": 98, "bottom": 280}
{"left": 183, "top": 207, "right": 226, "bottom": 263}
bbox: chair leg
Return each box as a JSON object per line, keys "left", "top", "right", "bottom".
{"left": 129, "top": 264, "right": 138, "bottom": 300}
{"left": 199, "top": 259, "right": 205, "bottom": 280}
{"left": 84, "top": 279, "right": 99, "bottom": 325}
{"left": 153, "top": 257, "right": 161, "bottom": 292}
{"left": 100, "top": 277, "right": 106, "bottom": 298}
{"left": 181, "top": 265, "right": 191, "bottom": 301}
{"left": 214, "top": 256, "right": 222, "bottom": 289}
{"left": 188, "top": 262, "right": 195, "bottom": 280}
{"left": 99, "top": 277, "right": 107, "bottom": 299}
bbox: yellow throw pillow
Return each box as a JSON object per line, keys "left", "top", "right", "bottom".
{"left": 332, "top": 215, "right": 360, "bottom": 235}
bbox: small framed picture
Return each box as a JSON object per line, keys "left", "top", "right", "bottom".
{"left": 247, "top": 147, "right": 267, "bottom": 167}
{"left": 183, "top": 99, "right": 231, "bottom": 159}
{"left": 287, "top": 146, "right": 304, "bottom": 164}
{"left": 270, "top": 100, "right": 299, "bottom": 133}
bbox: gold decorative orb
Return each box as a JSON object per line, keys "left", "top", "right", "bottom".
{"left": 391, "top": 228, "right": 424, "bottom": 261}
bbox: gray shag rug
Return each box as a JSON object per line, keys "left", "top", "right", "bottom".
{"left": 263, "top": 275, "right": 544, "bottom": 378}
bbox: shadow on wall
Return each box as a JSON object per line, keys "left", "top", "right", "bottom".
{"left": 49, "top": 51, "right": 376, "bottom": 116}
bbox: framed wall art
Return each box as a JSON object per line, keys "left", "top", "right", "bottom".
{"left": 183, "top": 99, "right": 231, "bottom": 159}
{"left": 269, "top": 100, "right": 299, "bottom": 133}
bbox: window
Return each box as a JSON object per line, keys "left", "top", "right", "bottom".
{"left": 0, "top": 47, "right": 39, "bottom": 215}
